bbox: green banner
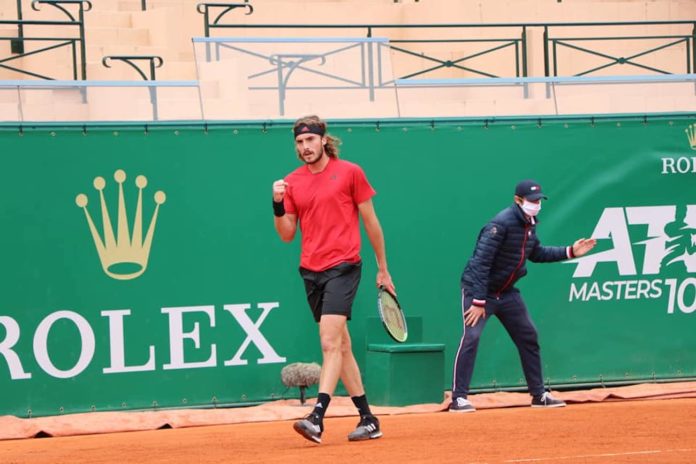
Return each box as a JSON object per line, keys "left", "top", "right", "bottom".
{"left": 1, "top": 115, "right": 695, "bottom": 417}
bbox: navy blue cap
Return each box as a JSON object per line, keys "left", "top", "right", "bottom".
{"left": 515, "top": 179, "right": 547, "bottom": 201}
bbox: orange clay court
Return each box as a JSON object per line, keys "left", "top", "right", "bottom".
{"left": 1, "top": 387, "right": 695, "bottom": 464}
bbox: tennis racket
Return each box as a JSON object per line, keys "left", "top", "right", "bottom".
{"left": 377, "top": 286, "right": 408, "bottom": 343}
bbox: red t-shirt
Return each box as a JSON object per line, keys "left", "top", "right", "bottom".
{"left": 284, "top": 158, "right": 376, "bottom": 272}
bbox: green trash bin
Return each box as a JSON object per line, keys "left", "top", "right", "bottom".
{"left": 365, "top": 342, "right": 445, "bottom": 406}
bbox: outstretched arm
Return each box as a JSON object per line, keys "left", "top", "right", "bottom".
{"left": 571, "top": 238, "right": 597, "bottom": 257}
{"left": 529, "top": 236, "right": 597, "bottom": 262}
{"left": 358, "top": 199, "right": 395, "bottom": 294}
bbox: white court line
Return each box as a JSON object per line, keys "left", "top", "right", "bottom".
{"left": 503, "top": 448, "right": 695, "bottom": 463}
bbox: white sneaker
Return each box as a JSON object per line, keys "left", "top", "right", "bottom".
{"left": 449, "top": 397, "right": 476, "bottom": 413}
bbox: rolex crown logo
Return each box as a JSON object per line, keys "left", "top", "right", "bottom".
{"left": 686, "top": 123, "right": 696, "bottom": 150}
{"left": 76, "top": 169, "right": 166, "bottom": 280}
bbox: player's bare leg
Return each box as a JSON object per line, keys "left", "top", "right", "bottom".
{"left": 338, "top": 326, "right": 382, "bottom": 441}
{"left": 293, "top": 315, "right": 346, "bottom": 444}
{"left": 317, "top": 314, "right": 347, "bottom": 394}
{"left": 339, "top": 325, "right": 364, "bottom": 396}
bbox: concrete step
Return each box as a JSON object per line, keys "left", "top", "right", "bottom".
{"left": 86, "top": 62, "right": 133, "bottom": 80}
{"left": 131, "top": 4, "right": 200, "bottom": 50}
{"left": 6, "top": 52, "right": 78, "bottom": 80}
{"left": 0, "top": 0, "right": 694, "bottom": 98}
{"left": 87, "top": 44, "right": 172, "bottom": 63}
{"left": 86, "top": 27, "right": 151, "bottom": 47}
{"left": 154, "top": 60, "right": 197, "bottom": 80}
{"left": 85, "top": 11, "right": 134, "bottom": 29}
{"left": 118, "top": 1, "right": 146, "bottom": 12}
{"left": 86, "top": 58, "right": 196, "bottom": 80}
{"left": 21, "top": 100, "right": 89, "bottom": 121}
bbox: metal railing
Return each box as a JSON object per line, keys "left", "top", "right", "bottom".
{"left": 2, "top": 0, "right": 91, "bottom": 80}
{"left": 225, "top": 37, "right": 392, "bottom": 116}
{"left": 12, "top": 0, "right": 25, "bottom": 54}
{"left": 194, "top": 34, "right": 696, "bottom": 117}
{"left": 1, "top": 75, "right": 694, "bottom": 121}
{"left": 196, "top": 2, "right": 254, "bottom": 38}
{"left": 199, "top": 20, "right": 528, "bottom": 80}
{"left": 102, "top": 55, "right": 165, "bottom": 119}
{"left": 395, "top": 74, "right": 696, "bottom": 102}
{"left": 102, "top": 55, "right": 164, "bottom": 81}
{"left": 195, "top": 37, "right": 397, "bottom": 115}
{"left": 543, "top": 21, "right": 696, "bottom": 76}
{"left": 0, "top": 79, "right": 201, "bottom": 122}
{"left": 199, "top": 16, "right": 696, "bottom": 80}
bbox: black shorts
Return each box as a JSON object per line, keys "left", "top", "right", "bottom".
{"left": 299, "top": 261, "right": 362, "bottom": 322}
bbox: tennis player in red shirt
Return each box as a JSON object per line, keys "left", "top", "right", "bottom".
{"left": 272, "top": 115, "right": 395, "bottom": 444}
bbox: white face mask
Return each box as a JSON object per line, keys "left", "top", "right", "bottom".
{"left": 521, "top": 200, "right": 541, "bottom": 217}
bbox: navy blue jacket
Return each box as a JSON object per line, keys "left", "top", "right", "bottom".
{"left": 460, "top": 204, "right": 572, "bottom": 305}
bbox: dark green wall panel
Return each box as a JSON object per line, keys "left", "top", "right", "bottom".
{"left": 0, "top": 116, "right": 694, "bottom": 417}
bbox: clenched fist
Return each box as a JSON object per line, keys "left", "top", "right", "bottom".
{"left": 273, "top": 179, "right": 288, "bottom": 202}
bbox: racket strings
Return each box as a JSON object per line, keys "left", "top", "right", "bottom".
{"left": 379, "top": 293, "right": 407, "bottom": 341}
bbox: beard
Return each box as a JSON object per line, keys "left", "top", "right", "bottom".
{"left": 299, "top": 145, "right": 325, "bottom": 165}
